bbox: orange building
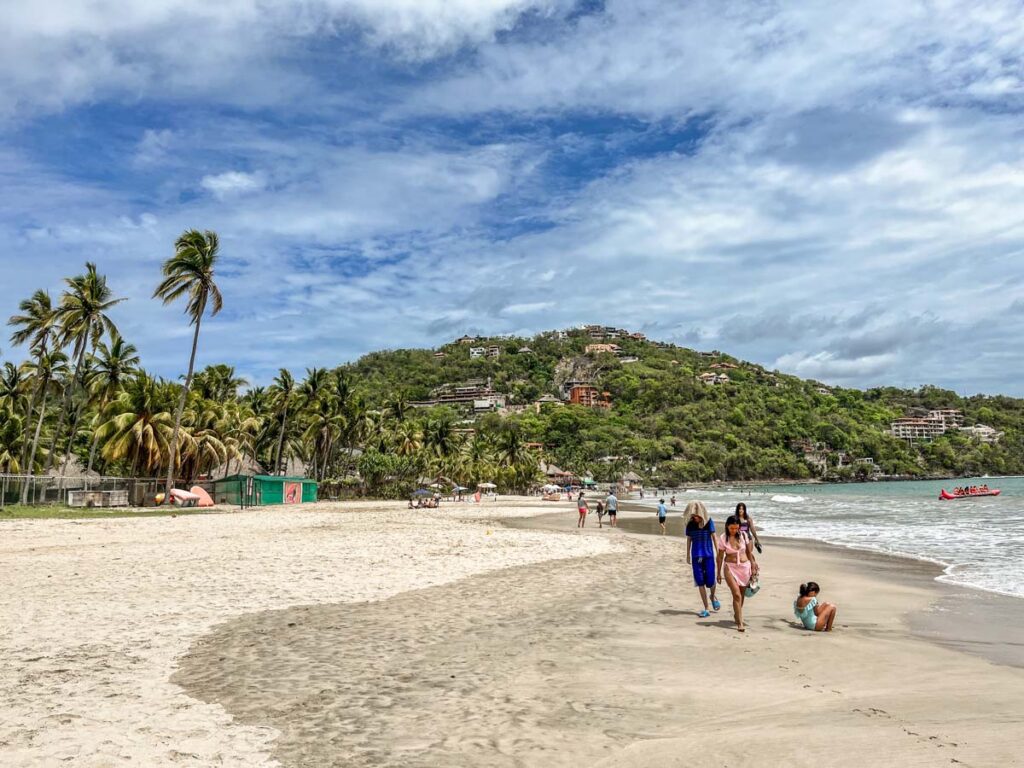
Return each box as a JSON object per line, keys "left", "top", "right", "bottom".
{"left": 569, "top": 385, "right": 612, "bottom": 409}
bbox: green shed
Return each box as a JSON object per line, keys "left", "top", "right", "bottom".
{"left": 210, "top": 474, "right": 318, "bottom": 506}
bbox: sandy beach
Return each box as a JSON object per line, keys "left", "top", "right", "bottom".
{"left": 3, "top": 500, "right": 1024, "bottom": 767}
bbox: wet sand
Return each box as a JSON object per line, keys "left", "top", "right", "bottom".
{"left": 171, "top": 506, "right": 1024, "bottom": 767}
{"left": 617, "top": 508, "right": 1024, "bottom": 669}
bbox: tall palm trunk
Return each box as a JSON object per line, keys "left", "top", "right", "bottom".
{"left": 274, "top": 404, "right": 289, "bottom": 476}
{"left": 60, "top": 392, "right": 92, "bottom": 480}
{"left": 165, "top": 310, "right": 203, "bottom": 501}
{"left": 20, "top": 378, "right": 52, "bottom": 504}
{"left": 85, "top": 404, "right": 105, "bottom": 480}
{"left": 43, "top": 340, "right": 87, "bottom": 477}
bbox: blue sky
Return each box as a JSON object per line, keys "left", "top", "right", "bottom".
{"left": 2, "top": 0, "right": 1023, "bottom": 394}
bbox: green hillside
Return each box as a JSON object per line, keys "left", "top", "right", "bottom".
{"left": 343, "top": 328, "right": 1024, "bottom": 486}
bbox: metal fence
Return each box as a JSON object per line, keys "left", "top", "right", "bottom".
{"left": 0, "top": 475, "right": 167, "bottom": 509}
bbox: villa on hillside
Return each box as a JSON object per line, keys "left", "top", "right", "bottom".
{"left": 890, "top": 409, "right": 964, "bottom": 441}
{"left": 699, "top": 372, "right": 730, "bottom": 385}
{"left": 470, "top": 346, "right": 501, "bottom": 359}
{"left": 455, "top": 335, "right": 481, "bottom": 345}
{"left": 959, "top": 423, "right": 1004, "bottom": 443}
{"left": 569, "top": 384, "right": 612, "bottom": 409}
{"left": 585, "top": 343, "right": 622, "bottom": 356}
{"left": 583, "top": 325, "right": 646, "bottom": 341}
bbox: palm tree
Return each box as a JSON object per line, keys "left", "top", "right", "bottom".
{"left": 85, "top": 332, "right": 140, "bottom": 475}
{"left": 302, "top": 396, "right": 344, "bottom": 481}
{"left": 269, "top": 369, "right": 296, "bottom": 475}
{"left": 393, "top": 420, "right": 423, "bottom": 458}
{"left": 46, "top": 263, "right": 124, "bottom": 477}
{"left": 192, "top": 364, "right": 246, "bottom": 402}
{"left": 0, "top": 405, "right": 25, "bottom": 474}
{"left": 8, "top": 289, "right": 58, "bottom": 492}
{"left": 18, "top": 348, "right": 68, "bottom": 500}
{"left": 8, "top": 289, "right": 57, "bottom": 420}
{"left": 95, "top": 374, "right": 176, "bottom": 476}
{"left": 153, "top": 230, "right": 223, "bottom": 500}
{"left": 0, "top": 363, "right": 25, "bottom": 413}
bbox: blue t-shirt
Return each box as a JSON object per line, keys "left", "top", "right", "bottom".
{"left": 606, "top": 494, "right": 618, "bottom": 511}
{"left": 657, "top": 503, "right": 667, "bottom": 518}
{"left": 686, "top": 519, "right": 716, "bottom": 559}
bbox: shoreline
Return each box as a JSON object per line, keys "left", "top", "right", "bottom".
{"left": 176, "top": 502, "right": 1024, "bottom": 766}
{"left": 608, "top": 505, "right": 1024, "bottom": 668}
{"left": 5, "top": 499, "right": 1024, "bottom": 766}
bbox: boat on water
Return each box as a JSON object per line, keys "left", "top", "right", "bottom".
{"left": 939, "top": 488, "right": 1001, "bottom": 500}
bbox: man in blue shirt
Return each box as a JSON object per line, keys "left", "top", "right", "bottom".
{"left": 685, "top": 501, "right": 720, "bottom": 618}
{"left": 657, "top": 498, "right": 668, "bottom": 534}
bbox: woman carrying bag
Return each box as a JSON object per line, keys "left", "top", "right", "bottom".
{"left": 735, "top": 502, "right": 763, "bottom": 554}
{"left": 717, "top": 514, "right": 760, "bottom": 632}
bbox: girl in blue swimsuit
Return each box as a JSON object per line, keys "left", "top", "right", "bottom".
{"left": 794, "top": 582, "right": 838, "bottom": 631}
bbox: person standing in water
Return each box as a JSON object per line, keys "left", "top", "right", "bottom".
{"left": 735, "top": 502, "right": 762, "bottom": 553}
{"left": 794, "top": 582, "right": 838, "bottom": 632}
{"left": 605, "top": 489, "right": 618, "bottom": 527}
{"left": 576, "top": 492, "right": 589, "bottom": 528}
{"left": 717, "top": 514, "right": 759, "bottom": 632}
{"left": 657, "top": 498, "right": 668, "bottom": 534}
{"left": 684, "top": 501, "right": 720, "bottom": 618}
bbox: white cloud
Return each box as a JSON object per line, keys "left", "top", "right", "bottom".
{"left": 773, "top": 351, "right": 898, "bottom": 382}
{"left": 200, "top": 171, "right": 266, "bottom": 199}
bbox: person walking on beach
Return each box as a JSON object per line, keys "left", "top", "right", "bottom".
{"left": 717, "top": 514, "right": 759, "bottom": 632}
{"left": 605, "top": 489, "right": 618, "bottom": 527}
{"left": 577, "top": 492, "right": 589, "bottom": 528}
{"left": 794, "top": 582, "right": 838, "bottom": 632}
{"left": 596, "top": 499, "right": 606, "bottom": 528}
{"left": 657, "top": 498, "right": 668, "bottom": 534}
{"left": 684, "top": 501, "right": 720, "bottom": 618}
{"left": 735, "top": 502, "right": 762, "bottom": 553}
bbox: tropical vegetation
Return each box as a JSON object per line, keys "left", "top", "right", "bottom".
{"left": 2, "top": 235, "right": 1022, "bottom": 503}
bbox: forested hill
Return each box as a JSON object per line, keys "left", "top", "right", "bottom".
{"left": 343, "top": 328, "right": 1024, "bottom": 483}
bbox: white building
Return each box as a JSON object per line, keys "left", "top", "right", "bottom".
{"left": 891, "top": 409, "right": 964, "bottom": 442}
{"left": 959, "top": 424, "right": 1003, "bottom": 443}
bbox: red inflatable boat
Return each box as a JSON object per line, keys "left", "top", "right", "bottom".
{"left": 939, "top": 488, "right": 1001, "bottom": 500}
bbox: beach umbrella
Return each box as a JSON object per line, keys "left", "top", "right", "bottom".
{"left": 428, "top": 482, "right": 444, "bottom": 489}
{"left": 453, "top": 485, "right": 469, "bottom": 491}
{"left": 478, "top": 482, "right": 497, "bottom": 489}
{"left": 412, "top": 488, "right": 431, "bottom": 496}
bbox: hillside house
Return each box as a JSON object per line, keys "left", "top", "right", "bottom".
{"left": 699, "top": 372, "right": 730, "bottom": 385}
{"left": 959, "top": 424, "right": 1003, "bottom": 443}
{"left": 569, "top": 385, "right": 612, "bottom": 408}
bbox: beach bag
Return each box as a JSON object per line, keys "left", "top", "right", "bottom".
{"left": 744, "top": 576, "right": 761, "bottom": 598}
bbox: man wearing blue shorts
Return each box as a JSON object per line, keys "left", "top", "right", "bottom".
{"left": 685, "top": 501, "right": 719, "bottom": 618}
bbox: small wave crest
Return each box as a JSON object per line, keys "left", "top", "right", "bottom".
{"left": 771, "top": 494, "right": 806, "bottom": 503}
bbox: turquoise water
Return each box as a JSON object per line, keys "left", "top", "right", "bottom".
{"left": 751, "top": 476, "right": 1024, "bottom": 499}
{"left": 638, "top": 477, "right": 1024, "bottom": 598}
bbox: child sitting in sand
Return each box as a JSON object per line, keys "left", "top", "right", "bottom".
{"left": 794, "top": 582, "right": 838, "bottom": 632}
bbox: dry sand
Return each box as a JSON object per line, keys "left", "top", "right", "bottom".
{"left": 3, "top": 500, "right": 1024, "bottom": 767}
{"left": 0, "top": 500, "right": 615, "bottom": 766}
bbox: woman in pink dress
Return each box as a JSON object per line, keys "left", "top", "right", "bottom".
{"left": 716, "top": 514, "right": 760, "bottom": 632}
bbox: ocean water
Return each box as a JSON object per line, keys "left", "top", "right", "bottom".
{"left": 636, "top": 476, "right": 1024, "bottom": 599}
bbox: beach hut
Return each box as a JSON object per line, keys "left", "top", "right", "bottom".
{"left": 209, "top": 474, "right": 318, "bottom": 506}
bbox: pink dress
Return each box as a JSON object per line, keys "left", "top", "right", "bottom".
{"left": 718, "top": 532, "right": 752, "bottom": 587}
